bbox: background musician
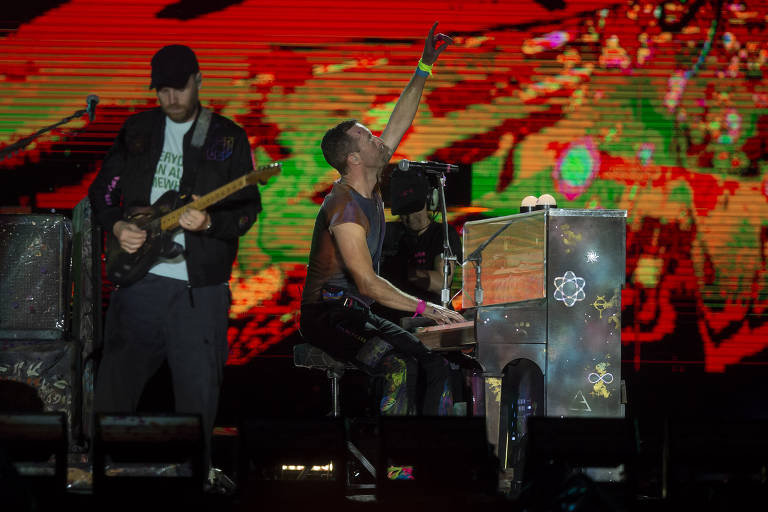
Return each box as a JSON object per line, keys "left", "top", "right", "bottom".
{"left": 375, "top": 167, "right": 463, "bottom": 324}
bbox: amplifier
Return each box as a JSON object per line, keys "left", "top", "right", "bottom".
{"left": 0, "top": 214, "right": 72, "bottom": 339}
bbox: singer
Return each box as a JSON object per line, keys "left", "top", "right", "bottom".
{"left": 301, "top": 22, "right": 465, "bottom": 416}
{"left": 87, "top": 44, "right": 261, "bottom": 493}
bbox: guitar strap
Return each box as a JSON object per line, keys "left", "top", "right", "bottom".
{"left": 176, "top": 107, "right": 212, "bottom": 203}
{"left": 190, "top": 107, "right": 211, "bottom": 149}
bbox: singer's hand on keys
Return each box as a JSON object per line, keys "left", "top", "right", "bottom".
{"left": 422, "top": 302, "right": 464, "bottom": 325}
{"left": 114, "top": 221, "right": 146, "bottom": 254}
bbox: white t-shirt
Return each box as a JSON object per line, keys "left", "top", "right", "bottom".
{"left": 148, "top": 117, "right": 194, "bottom": 281}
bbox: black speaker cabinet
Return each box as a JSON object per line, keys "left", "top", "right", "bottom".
{"left": 93, "top": 413, "right": 204, "bottom": 507}
{"left": 0, "top": 214, "right": 72, "bottom": 340}
{"left": 0, "top": 340, "right": 79, "bottom": 447}
{"left": 0, "top": 412, "right": 67, "bottom": 506}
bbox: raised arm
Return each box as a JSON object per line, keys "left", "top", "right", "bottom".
{"left": 379, "top": 22, "right": 453, "bottom": 152}
{"left": 331, "top": 222, "right": 464, "bottom": 324}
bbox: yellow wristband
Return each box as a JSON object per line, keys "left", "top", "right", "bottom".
{"left": 417, "top": 59, "right": 433, "bottom": 76}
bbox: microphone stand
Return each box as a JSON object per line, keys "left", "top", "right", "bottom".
{"left": 425, "top": 168, "right": 457, "bottom": 308}
{"left": 0, "top": 106, "right": 90, "bottom": 161}
{"left": 465, "top": 216, "right": 519, "bottom": 306}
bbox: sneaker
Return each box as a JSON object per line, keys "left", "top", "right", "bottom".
{"left": 204, "top": 467, "right": 236, "bottom": 495}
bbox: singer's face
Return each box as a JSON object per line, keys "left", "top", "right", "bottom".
{"left": 346, "top": 123, "right": 390, "bottom": 172}
{"left": 157, "top": 73, "right": 200, "bottom": 123}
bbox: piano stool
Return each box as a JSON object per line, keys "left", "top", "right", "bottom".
{"left": 292, "top": 342, "right": 357, "bottom": 417}
{"left": 292, "top": 342, "right": 377, "bottom": 488}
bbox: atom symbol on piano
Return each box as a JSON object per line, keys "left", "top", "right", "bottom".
{"left": 553, "top": 270, "right": 586, "bottom": 307}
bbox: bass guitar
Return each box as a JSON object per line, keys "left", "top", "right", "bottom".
{"left": 106, "top": 162, "right": 281, "bottom": 286}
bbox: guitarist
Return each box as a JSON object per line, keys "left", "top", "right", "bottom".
{"left": 88, "top": 44, "right": 261, "bottom": 491}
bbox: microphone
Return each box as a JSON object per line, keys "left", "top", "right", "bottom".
{"left": 398, "top": 159, "right": 459, "bottom": 174}
{"left": 86, "top": 94, "right": 99, "bottom": 122}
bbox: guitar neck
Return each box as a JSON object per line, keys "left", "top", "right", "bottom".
{"left": 159, "top": 175, "right": 250, "bottom": 231}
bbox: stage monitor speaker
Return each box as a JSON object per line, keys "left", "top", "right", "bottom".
{"left": 237, "top": 417, "right": 347, "bottom": 505}
{"left": 376, "top": 416, "right": 498, "bottom": 505}
{"left": 0, "top": 214, "right": 72, "bottom": 340}
{"left": 520, "top": 417, "right": 637, "bottom": 510}
{"left": 0, "top": 412, "right": 67, "bottom": 508}
{"left": 665, "top": 417, "right": 768, "bottom": 507}
{"left": 93, "top": 413, "right": 204, "bottom": 505}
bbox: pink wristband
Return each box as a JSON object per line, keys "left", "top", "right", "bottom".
{"left": 412, "top": 299, "right": 427, "bottom": 317}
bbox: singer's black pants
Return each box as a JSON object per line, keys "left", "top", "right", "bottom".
{"left": 300, "top": 301, "right": 452, "bottom": 415}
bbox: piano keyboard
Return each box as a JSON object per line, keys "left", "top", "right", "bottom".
{"left": 413, "top": 320, "right": 476, "bottom": 351}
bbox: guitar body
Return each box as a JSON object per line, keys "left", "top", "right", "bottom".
{"left": 105, "top": 190, "right": 183, "bottom": 286}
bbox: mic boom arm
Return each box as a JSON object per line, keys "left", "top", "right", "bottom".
{"left": 0, "top": 96, "right": 96, "bottom": 160}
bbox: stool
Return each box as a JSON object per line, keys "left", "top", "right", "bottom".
{"left": 292, "top": 343, "right": 377, "bottom": 485}
{"left": 293, "top": 343, "right": 357, "bottom": 417}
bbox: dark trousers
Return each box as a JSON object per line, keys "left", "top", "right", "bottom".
{"left": 300, "top": 302, "right": 451, "bottom": 415}
{"left": 95, "top": 274, "right": 231, "bottom": 468}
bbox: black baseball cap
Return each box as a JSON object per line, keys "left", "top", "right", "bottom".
{"left": 149, "top": 44, "right": 199, "bottom": 90}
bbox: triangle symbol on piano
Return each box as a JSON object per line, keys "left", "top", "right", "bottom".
{"left": 569, "top": 390, "right": 592, "bottom": 412}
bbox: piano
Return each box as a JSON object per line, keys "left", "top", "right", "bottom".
{"left": 414, "top": 208, "right": 626, "bottom": 474}
{"left": 413, "top": 320, "right": 475, "bottom": 351}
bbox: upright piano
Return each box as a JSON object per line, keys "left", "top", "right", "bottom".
{"left": 420, "top": 208, "right": 626, "bottom": 472}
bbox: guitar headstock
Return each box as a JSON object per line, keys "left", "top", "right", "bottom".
{"left": 246, "top": 162, "right": 282, "bottom": 185}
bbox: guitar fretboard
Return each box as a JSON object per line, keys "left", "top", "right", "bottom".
{"left": 160, "top": 176, "right": 248, "bottom": 231}
{"left": 158, "top": 163, "right": 279, "bottom": 231}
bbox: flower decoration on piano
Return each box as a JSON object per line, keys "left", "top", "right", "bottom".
{"left": 554, "top": 270, "right": 586, "bottom": 307}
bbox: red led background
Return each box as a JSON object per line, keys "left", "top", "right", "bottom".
{"left": 2, "top": 0, "right": 768, "bottom": 375}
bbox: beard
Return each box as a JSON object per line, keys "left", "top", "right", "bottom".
{"left": 163, "top": 103, "right": 197, "bottom": 123}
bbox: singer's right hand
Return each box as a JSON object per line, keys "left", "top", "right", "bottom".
{"left": 114, "top": 220, "right": 147, "bottom": 253}
{"left": 421, "top": 22, "right": 453, "bottom": 66}
{"left": 422, "top": 302, "right": 465, "bottom": 325}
